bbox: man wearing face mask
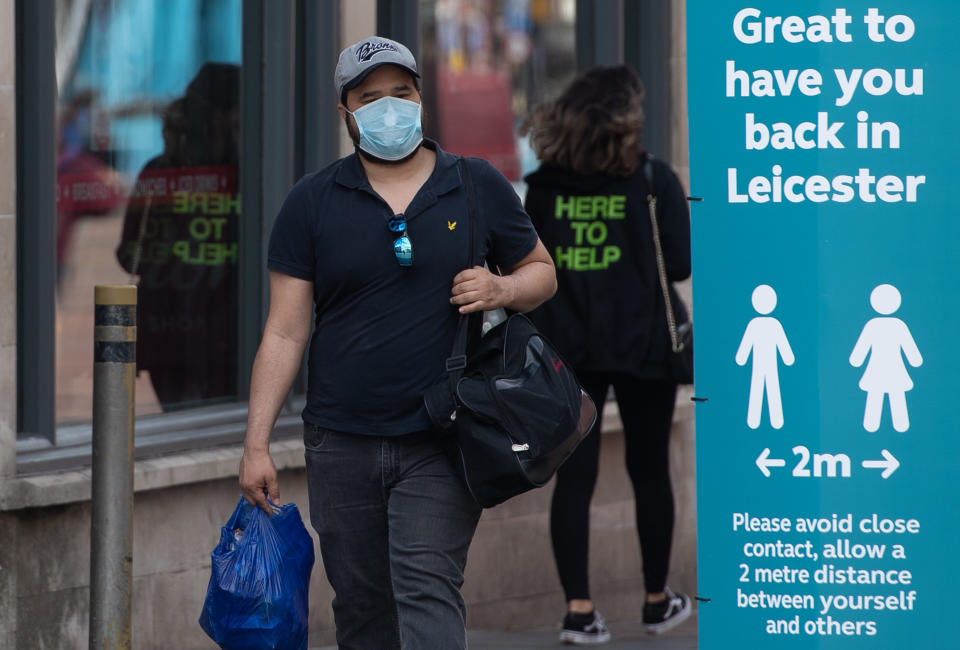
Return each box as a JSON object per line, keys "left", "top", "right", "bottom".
{"left": 238, "top": 37, "right": 556, "bottom": 649}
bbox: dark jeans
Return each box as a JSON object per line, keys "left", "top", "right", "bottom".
{"left": 303, "top": 425, "right": 482, "bottom": 650}
{"left": 550, "top": 374, "right": 678, "bottom": 600}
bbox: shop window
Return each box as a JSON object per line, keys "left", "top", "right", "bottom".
{"left": 54, "top": 0, "right": 242, "bottom": 423}
{"left": 419, "top": 0, "right": 576, "bottom": 186}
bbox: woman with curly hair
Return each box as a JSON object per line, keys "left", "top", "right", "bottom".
{"left": 521, "top": 65, "right": 692, "bottom": 644}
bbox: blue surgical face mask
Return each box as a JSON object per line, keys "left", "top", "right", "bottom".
{"left": 347, "top": 96, "right": 423, "bottom": 161}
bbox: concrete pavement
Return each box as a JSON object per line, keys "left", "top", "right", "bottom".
{"left": 314, "top": 611, "right": 698, "bottom": 649}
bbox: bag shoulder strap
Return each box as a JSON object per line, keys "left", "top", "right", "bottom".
{"left": 644, "top": 154, "right": 685, "bottom": 353}
{"left": 461, "top": 156, "right": 478, "bottom": 269}
{"left": 444, "top": 157, "right": 477, "bottom": 378}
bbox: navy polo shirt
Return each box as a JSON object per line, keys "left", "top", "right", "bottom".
{"left": 268, "top": 141, "right": 539, "bottom": 436}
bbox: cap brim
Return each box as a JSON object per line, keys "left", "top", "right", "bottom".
{"left": 342, "top": 63, "right": 421, "bottom": 96}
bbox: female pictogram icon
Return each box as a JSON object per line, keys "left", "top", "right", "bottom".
{"left": 849, "top": 284, "right": 922, "bottom": 432}
{"left": 736, "top": 284, "right": 795, "bottom": 429}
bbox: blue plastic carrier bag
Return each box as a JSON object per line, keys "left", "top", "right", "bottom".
{"left": 199, "top": 497, "right": 315, "bottom": 650}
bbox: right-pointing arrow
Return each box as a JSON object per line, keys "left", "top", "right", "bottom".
{"left": 862, "top": 449, "right": 900, "bottom": 479}
{"left": 756, "top": 447, "right": 786, "bottom": 477}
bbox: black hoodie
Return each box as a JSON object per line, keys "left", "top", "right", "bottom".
{"left": 524, "top": 155, "right": 691, "bottom": 379}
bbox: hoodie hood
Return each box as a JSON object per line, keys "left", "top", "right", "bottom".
{"left": 523, "top": 164, "right": 620, "bottom": 194}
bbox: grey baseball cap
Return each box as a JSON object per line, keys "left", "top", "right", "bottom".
{"left": 335, "top": 36, "right": 420, "bottom": 102}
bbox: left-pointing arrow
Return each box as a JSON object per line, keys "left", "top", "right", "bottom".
{"left": 861, "top": 449, "right": 900, "bottom": 479}
{"left": 756, "top": 447, "right": 787, "bottom": 477}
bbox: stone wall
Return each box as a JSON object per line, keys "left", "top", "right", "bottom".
{"left": 0, "top": 0, "right": 18, "bottom": 480}
{"left": 0, "top": 0, "right": 19, "bottom": 643}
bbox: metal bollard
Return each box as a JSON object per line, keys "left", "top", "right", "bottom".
{"left": 90, "top": 285, "right": 136, "bottom": 650}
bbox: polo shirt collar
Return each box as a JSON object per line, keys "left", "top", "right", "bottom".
{"left": 334, "top": 139, "right": 463, "bottom": 203}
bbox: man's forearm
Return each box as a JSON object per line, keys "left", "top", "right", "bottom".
{"left": 244, "top": 330, "right": 308, "bottom": 452}
{"left": 502, "top": 260, "right": 557, "bottom": 313}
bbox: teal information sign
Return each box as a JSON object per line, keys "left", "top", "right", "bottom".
{"left": 687, "top": 2, "right": 957, "bottom": 647}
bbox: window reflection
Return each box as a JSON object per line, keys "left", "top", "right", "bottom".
{"left": 54, "top": 0, "right": 242, "bottom": 423}
{"left": 420, "top": 0, "right": 576, "bottom": 182}
{"left": 116, "top": 63, "right": 240, "bottom": 412}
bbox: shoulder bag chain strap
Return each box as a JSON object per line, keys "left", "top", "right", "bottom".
{"left": 645, "top": 156, "right": 685, "bottom": 354}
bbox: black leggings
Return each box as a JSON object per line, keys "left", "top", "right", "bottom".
{"left": 550, "top": 373, "right": 678, "bottom": 600}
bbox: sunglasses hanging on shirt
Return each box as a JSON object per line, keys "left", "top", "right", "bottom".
{"left": 388, "top": 215, "right": 413, "bottom": 267}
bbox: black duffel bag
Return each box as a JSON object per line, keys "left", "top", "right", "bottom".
{"left": 426, "top": 312, "right": 596, "bottom": 508}
{"left": 424, "top": 159, "right": 596, "bottom": 508}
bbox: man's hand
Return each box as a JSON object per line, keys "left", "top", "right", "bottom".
{"left": 450, "top": 241, "right": 557, "bottom": 314}
{"left": 239, "top": 448, "right": 280, "bottom": 514}
{"left": 450, "top": 265, "right": 517, "bottom": 313}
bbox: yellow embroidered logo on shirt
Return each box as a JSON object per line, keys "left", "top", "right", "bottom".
{"left": 447, "top": 220, "right": 457, "bottom": 231}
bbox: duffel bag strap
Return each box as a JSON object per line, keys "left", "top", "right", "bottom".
{"left": 426, "top": 158, "right": 477, "bottom": 428}
{"left": 446, "top": 157, "right": 479, "bottom": 382}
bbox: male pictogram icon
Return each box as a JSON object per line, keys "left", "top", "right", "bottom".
{"left": 736, "top": 284, "right": 794, "bottom": 429}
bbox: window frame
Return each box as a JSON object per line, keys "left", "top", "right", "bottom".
{"left": 15, "top": 0, "right": 675, "bottom": 472}
{"left": 14, "top": 0, "right": 341, "bottom": 474}
{"left": 16, "top": 0, "right": 57, "bottom": 444}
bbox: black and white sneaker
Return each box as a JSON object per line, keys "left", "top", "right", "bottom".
{"left": 559, "top": 610, "right": 611, "bottom": 645}
{"left": 643, "top": 587, "right": 691, "bottom": 634}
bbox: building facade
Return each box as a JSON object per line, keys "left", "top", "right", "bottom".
{"left": 0, "top": 1, "right": 693, "bottom": 647}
